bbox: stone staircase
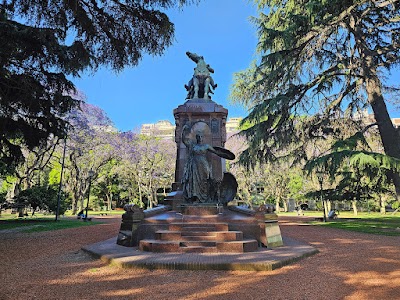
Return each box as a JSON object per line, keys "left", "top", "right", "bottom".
{"left": 139, "top": 222, "right": 259, "bottom": 253}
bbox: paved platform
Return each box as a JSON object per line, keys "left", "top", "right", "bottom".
{"left": 82, "top": 236, "right": 318, "bottom": 271}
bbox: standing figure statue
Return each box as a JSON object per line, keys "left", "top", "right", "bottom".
{"left": 181, "top": 125, "right": 235, "bottom": 203}
{"left": 185, "top": 52, "right": 217, "bottom": 100}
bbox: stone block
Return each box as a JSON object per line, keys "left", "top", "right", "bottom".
{"left": 264, "top": 222, "right": 283, "bottom": 248}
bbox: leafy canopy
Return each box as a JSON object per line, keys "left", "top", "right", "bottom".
{"left": 0, "top": 0, "right": 196, "bottom": 175}
{"left": 231, "top": 0, "right": 400, "bottom": 169}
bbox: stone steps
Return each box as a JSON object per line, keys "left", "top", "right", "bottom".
{"left": 169, "top": 223, "right": 229, "bottom": 232}
{"left": 179, "top": 241, "right": 216, "bottom": 247}
{"left": 139, "top": 239, "right": 259, "bottom": 253}
{"left": 139, "top": 221, "right": 259, "bottom": 253}
{"left": 180, "top": 246, "right": 218, "bottom": 253}
{"left": 181, "top": 231, "right": 218, "bottom": 236}
{"left": 155, "top": 230, "right": 243, "bottom": 241}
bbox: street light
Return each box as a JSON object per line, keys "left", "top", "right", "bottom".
{"left": 84, "top": 170, "right": 95, "bottom": 221}
{"left": 316, "top": 170, "right": 327, "bottom": 222}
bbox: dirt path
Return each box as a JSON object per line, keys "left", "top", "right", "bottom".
{"left": 1, "top": 215, "right": 399, "bottom": 300}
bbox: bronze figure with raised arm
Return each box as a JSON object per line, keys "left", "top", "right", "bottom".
{"left": 184, "top": 52, "right": 217, "bottom": 100}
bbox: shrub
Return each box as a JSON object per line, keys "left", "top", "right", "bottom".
{"left": 14, "top": 185, "right": 69, "bottom": 215}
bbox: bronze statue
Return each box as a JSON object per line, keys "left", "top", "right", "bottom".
{"left": 185, "top": 52, "right": 217, "bottom": 100}
{"left": 181, "top": 124, "right": 235, "bottom": 203}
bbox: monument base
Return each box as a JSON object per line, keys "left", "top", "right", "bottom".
{"left": 118, "top": 204, "right": 283, "bottom": 253}
{"left": 179, "top": 203, "right": 223, "bottom": 215}
{"left": 163, "top": 191, "right": 184, "bottom": 211}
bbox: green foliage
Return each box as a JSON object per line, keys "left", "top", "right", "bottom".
{"left": 0, "top": 0, "right": 196, "bottom": 175}
{"left": 13, "top": 185, "right": 69, "bottom": 215}
{"left": 287, "top": 173, "right": 305, "bottom": 200}
{"left": 231, "top": 0, "right": 400, "bottom": 181}
{"left": 303, "top": 129, "right": 398, "bottom": 206}
{"left": 45, "top": 188, "right": 70, "bottom": 215}
{"left": 48, "top": 162, "right": 62, "bottom": 186}
{"left": 305, "top": 129, "right": 399, "bottom": 199}
{"left": 306, "top": 150, "right": 400, "bottom": 178}
{"left": 1, "top": 175, "right": 15, "bottom": 193}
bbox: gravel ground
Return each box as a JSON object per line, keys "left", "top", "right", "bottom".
{"left": 1, "top": 215, "right": 399, "bottom": 300}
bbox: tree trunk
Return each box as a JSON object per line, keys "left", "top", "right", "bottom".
{"left": 149, "top": 177, "right": 153, "bottom": 209}
{"left": 283, "top": 199, "right": 288, "bottom": 212}
{"left": 79, "top": 197, "right": 84, "bottom": 212}
{"left": 275, "top": 196, "right": 280, "bottom": 213}
{"left": 352, "top": 200, "right": 358, "bottom": 216}
{"left": 324, "top": 200, "right": 329, "bottom": 218}
{"left": 153, "top": 189, "right": 158, "bottom": 207}
{"left": 138, "top": 180, "right": 142, "bottom": 206}
{"left": 380, "top": 195, "right": 386, "bottom": 214}
{"left": 18, "top": 206, "right": 24, "bottom": 218}
{"left": 365, "top": 70, "right": 400, "bottom": 198}
{"left": 71, "top": 200, "right": 77, "bottom": 215}
{"left": 108, "top": 191, "right": 113, "bottom": 210}
{"left": 105, "top": 194, "right": 110, "bottom": 211}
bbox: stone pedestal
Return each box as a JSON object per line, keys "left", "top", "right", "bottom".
{"left": 264, "top": 221, "right": 284, "bottom": 247}
{"left": 173, "top": 98, "right": 228, "bottom": 191}
{"left": 163, "top": 191, "right": 184, "bottom": 211}
{"left": 116, "top": 206, "right": 145, "bottom": 247}
{"left": 180, "top": 204, "right": 223, "bottom": 215}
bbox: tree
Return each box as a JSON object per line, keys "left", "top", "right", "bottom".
{"left": 11, "top": 136, "right": 60, "bottom": 197}
{"left": 13, "top": 185, "right": 67, "bottom": 216}
{"left": 0, "top": 0, "right": 196, "bottom": 175}
{"left": 93, "top": 159, "right": 122, "bottom": 210}
{"left": 231, "top": 0, "right": 400, "bottom": 195}
{"left": 115, "top": 131, "right": 175, "bottom": 208}
{"left": 306, "top": 131, "right": 400, "bottom": 214}
{"left": 64, "top": 103, "right": 117, "bottom": 214}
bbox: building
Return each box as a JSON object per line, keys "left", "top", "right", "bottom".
{"left": 226, "top": 117, "right": 243, "bottom": 133}
{"left": 392, "top": 118, "right": 400, "bottom": 128}
{"left": 140, "top": 118, "right": 243, "bottom": 139}
{"left": 140, "top": 115, "right": 400, "bottom": 138}
{"left": 140, "top": 120, "right": 175, "bottom": 140}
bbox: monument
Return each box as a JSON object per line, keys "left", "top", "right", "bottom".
{"left": 117, "top": 52, "right": 283, "bottom": 253}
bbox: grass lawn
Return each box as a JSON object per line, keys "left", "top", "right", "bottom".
{"left": 0, "top": 208, "right": 126, "bottom": 233}
{"left": 0, "top": 213, "right": 103, "bottom": 233}
{"left": 86, "top": 209, "right": 125, "bottom": 216}
{"left": 279, "top": 211, "right": 400, "bottom": 236}
{"left": 318, "top": 216, "right": 400, "bottom": 236}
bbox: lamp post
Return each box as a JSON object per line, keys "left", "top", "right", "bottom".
{"left": 316, "top": 171, "right": 327, "bottom": 222}
{"left": 84, "top": 170, "right": 95, "bottom": 221}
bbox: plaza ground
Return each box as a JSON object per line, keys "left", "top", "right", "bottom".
{"left": 1, "top": 215, "right": 399, "bottom": 300}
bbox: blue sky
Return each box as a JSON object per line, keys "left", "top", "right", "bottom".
{"left": 71, "top": 0, "right": 400, "bottom": 132}
{"left": 72, "top": 0, "right": 258, "bottom": 131}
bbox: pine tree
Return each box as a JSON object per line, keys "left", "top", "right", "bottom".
{"left": 0, "top": 0, "right": 195, "bottom": 174}
{"left": 231, "top": 0, "right": 400, "bottom": 194}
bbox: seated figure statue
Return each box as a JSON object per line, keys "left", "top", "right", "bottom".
{"left": 184, "top": 52, "right": 217, "bottom": 100}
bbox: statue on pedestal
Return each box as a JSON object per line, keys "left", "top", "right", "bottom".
{"left": 185, "top": 52, "right": 217, "bottom": 100}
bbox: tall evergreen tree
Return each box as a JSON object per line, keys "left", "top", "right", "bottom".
{"left": 231, "top": 0, "right": 400, "bottom": 194}
{"left": 0, "top": 0, "right": 195, "bottom": 174}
